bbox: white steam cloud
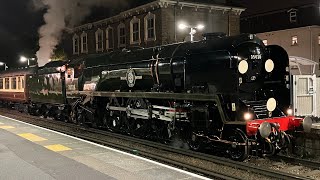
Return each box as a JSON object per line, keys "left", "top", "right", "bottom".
{"left": 32, "top": 0, "right": 126, "bottom": 66}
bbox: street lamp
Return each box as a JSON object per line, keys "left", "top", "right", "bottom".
{"left": 0, "top": 62, "right": 8, "bottom": 70}
{"left": 20, "top": 56, "right": 35, "bottom": 66}
{"left": 178, "top": 23, "right": 205, "bottom": 42}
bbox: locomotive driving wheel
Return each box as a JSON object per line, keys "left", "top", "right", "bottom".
{"left": 126, "top": 98, "right": 149, "bottom": 137}
{"left": 228, "top": 129, "right": 249, "bottom": 161}
{"left": 103, "top": 97, "right": 124, "bottom": 132}
{"left": 187, "top": 131, "right": 203, "bottom": 151}
{"left": 69, "top": 108, "right": 78, "bottom": 124}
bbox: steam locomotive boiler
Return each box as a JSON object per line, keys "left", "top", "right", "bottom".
{"left": 62, "top": 33, "right": 309, "bottom": 160}
{"left": 0, "top": 33, "right": 311, "bottom": 161}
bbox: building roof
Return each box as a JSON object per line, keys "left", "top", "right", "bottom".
{"left": 239, "top": 0, "right": 318, "bottom": 18}
{"left": 73, "top": 0, "right": 245, "bottom": 32}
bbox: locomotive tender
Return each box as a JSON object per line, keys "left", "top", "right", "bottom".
{"left": 0, "top": 33, "right": 312, "bottom": 161}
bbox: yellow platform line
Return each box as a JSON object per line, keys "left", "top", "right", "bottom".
{"left": 45, "top": 144, "right": 72, "bottom": 152}
{"left": 18, "top": 133, "right": 47, "bottom": 142}
{"left": 0, "top": 126, "right": 15, "bottom": 129}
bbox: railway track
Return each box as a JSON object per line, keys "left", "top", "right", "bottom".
{"left": 0, "top": 108, "right": 316, "bottom": 180}
{"left": 246, "top": 155, "right": 320, "bottom": 179}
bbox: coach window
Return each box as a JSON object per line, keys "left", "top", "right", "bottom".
{"left": 95, "top": 28, "right": 104, "bottom": 52}
{"left": 144, "top": 12, "right": 156, "bottom": 41}
{"left": 18, "top": 77, "right": 22, "bottom": 89}
{"left": 0, "top": 78, "right": 3, "bottom": 89}
{"left": 11, "top": 77, "right": 16, "bottom": 89}
{"left": 5, "top": 78, "right": 9, "bottom": 89}
{"left": 21, "top": 76, "right": 24, "bottom": 89}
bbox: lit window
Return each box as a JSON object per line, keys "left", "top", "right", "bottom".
{"left": 21, "top": 77, "right": 24, "bottom": 89}
{"left": 72, "top": 34, "right": 79, "bottom": 55}
{"left": 318, "top": 35, "right": 320, "bottom": 45}
{"left": 263, "top": 39, "right": 268, "bottom": 46}
{"left": 289, "top": 9, "right": 297, "bottom": 23}
{"left": 144, "top": 12, "right": 156, "bottom": 41}
{"left": 0, "top": 78, "right": 3, "bottom": 89}
{"left": 95, "top": 28, "right": 104, "bottom": 52}
{"left": 118, "top": 23, "right": 126, "bottom": 48}
{"left": 291, "top": 35, "right": 298, "bottom": 46}
{"left": 130, "top": 16, "right": 140, "bottom": 44}
{"left": 18, "top": 77, "right": 21, "bottom": 89}
{"left": 81, "top": 32, "right": 88, "bottom": 53}
{"left": 5, "top": 78, "right": 9, "bottom": 89}
{"left": 11, "top": 77, "right": 16, "bottom": 89}
{"left": 106, "top": 26, "right": 114, "bottom": 50}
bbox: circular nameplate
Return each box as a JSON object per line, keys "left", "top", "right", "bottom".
{"left": 126, "top": 68, "right": 136, "bottom": 87}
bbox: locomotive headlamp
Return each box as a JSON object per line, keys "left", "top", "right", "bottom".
{"left": 244, "top": 112, "right": 252, "bottom": 121}
{"left": 303, "top": 116, "right": 312, "bottom": 133}
{"left": 286, "top": 108, "right": 293, "bottom": 116}
{"left": 265, "top": 59, "right": 274, "bottom": 73}
{"left": 266, "top": 98, "right": 277, "bottom": 112}
{"left": 238, "top": 60, "right": 248, "bottom": 74}
{"left": 258, "top": 122, "right": 271, "bottom": 138}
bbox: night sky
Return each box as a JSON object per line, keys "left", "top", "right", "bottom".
{"left": 0, "top": 0, "right": 43, "bottom": 68}
{"left": 0, "top": 0, "right": 316, "bottom": 69}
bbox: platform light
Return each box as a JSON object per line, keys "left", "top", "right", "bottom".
{"left": 0, "top": 62, "right": 8, "bottom": 70}
{"left": 178, "top": 23, "right": 188, "bottom": 30}
{"left": 178, "top": 22, "right": 205, "bottom": 42}
{"left": 20, "top": 56, "right": 27, "bottom": 62}
{"left": 20, "top": 56, "right": 35, "bottom": 66}
{"left": 196, "top": 24, "right": 205, "bottom": 30}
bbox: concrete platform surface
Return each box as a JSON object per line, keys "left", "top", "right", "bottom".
{"left": 0, "top": 115, "right": 209, "bottom": 180}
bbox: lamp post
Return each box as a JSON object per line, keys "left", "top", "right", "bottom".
{"left": 0, "top": 62, "right": 8, "bottom": 70}
{"left": 20, "top": 56, "right": 35, "bottom": 67}
{"left": 178, "top": 23, "right": 205, "bottom": 42}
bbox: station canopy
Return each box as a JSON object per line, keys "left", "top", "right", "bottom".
{"left": 289, "top": 56, "right": 318, "bottom": 75}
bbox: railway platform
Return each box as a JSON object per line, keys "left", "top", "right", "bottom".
{"left": 0, "top": 115, "right": 209, "bottom": 180}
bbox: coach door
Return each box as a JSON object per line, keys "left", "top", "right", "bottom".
{"left": 292, "top": 75, "right": 317, "bottom": 116}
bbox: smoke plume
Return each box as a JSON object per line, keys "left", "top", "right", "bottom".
{"left": 32, "top": 0, "right": 126, "bottom": 66}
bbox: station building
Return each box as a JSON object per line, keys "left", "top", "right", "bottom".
{"left": 240, "top": 0, "right": 320, "bottom": 75}
{"left": 67, "top": 0, "right": 244, "bottom": 59}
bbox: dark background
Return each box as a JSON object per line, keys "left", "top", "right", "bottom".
{"left": 0, "top": 0, "right": 313, "bottom": 68}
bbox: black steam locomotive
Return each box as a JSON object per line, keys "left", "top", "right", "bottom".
{"left": 0, "top": 33, "right": 311, "bottom": 161}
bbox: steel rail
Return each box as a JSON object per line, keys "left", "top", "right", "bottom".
{"left": 270, "top": 155, "right": 320, "bottom": 170}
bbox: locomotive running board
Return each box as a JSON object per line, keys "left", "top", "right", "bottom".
{"left": 67, "top": 91, "right": 218, "bottom": 102}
